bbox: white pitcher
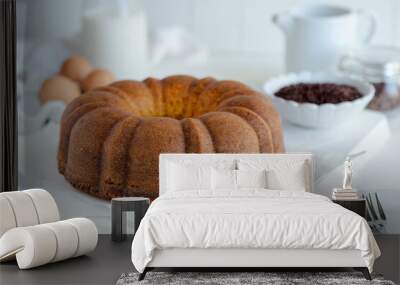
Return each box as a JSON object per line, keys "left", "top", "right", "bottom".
{"left": 273, "top": 4, "right": 375, "bottom": 72}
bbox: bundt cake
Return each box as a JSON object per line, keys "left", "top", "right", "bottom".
{"left": 58, "top": 75, "right": 285, "bottom": 200}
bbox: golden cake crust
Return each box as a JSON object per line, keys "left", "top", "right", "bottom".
{"left": 111, "top": 80, "right": 155, "bottom": 116}
{"left": 218, "top": 106, "right": 274, "bottom": 153}
{"left": 58, "top": 75, "right": 285, "bottom": 200}
{"left": 162, "top": 75, "right": 196, "bottom": 119}
{"left": 126, "top": 117, "right": 185, "bottom": 198}
{"left": 99, "top": 116, "right": 141, "bottom": 198}
{"left": 144, "top": 78, "right": 164, "bottom": 116}
{"left": 64, "top": 108, "right": 129, "bottom": 196}
{"left": 200, "top": 111, "right": 260, "bottom": 153}
{"left": 181, "top": 118, "right": 214, "bottom": 153}
{"left": 218, "top": 95, "right": 285, "bottom": 152}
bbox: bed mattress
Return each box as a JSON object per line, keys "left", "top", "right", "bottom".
{"left": 131, "top": 190, "right": 380, "bottom": 272}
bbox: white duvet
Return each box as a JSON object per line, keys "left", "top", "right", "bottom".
{"left": 131, "top": 190, "right": 380, "bottom": 273}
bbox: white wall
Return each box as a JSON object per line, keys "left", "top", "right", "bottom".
{"left": 20, "top": 0, "right": 400, "bottom": 54}
{"left": 144, "top": 0, "right": 400, "bottom": 55}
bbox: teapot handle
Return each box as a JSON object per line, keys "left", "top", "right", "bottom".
{"left": 356, "top": 10, "right": 376, "bottom": 44}
{"left": 272, "top": 11, "right": 293, "bottom": 34}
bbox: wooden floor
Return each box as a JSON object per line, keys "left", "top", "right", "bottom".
{"left": 0, "top": 235, "right": 134, "bottom": 285}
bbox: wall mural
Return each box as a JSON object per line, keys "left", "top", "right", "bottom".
{"left": 16, "top": 0, "right": 400, "bottom": 234}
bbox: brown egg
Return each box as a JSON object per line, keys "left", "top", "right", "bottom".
{"left": 59, "top": 56, "right": 92, "bottom": 82}
{"left": 81, "top": 69, "right": 115, "bottom": 92}
{"left": 39, "top": 75, "right": 81, "bottom": 105}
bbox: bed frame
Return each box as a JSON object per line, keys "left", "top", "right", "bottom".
{"left": 140, "top": 248, "right": 370, "bottom": 280}
{"left": 138, "top": 154, "right": 371, "bottom": 281}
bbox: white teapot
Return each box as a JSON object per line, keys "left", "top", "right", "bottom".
{"left": 272, "top": 4, "right": 375, "bottom": 72}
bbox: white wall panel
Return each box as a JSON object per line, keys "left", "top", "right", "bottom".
{"left": 192, "top": 0, "right": 245, "bottom": 51}
{"left": 144, "top": 0, "right": 400, "bottom": 53}
{"left": 20, "top": 0, "right": 400, "bottom": 53}
{"left": 394, "top": 0, "right": 400, "bottom": 46}
{"left": 143, "top": 0, "right": 195, "bottom": 32}
{"left": 242, "top": 0, "right": 296, "bottom": 54}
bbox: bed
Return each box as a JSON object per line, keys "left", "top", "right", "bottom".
{"left": 131, "top": 153, "right": 380, "bottom": 281}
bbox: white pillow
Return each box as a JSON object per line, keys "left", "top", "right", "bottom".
{"left": 212, "top": 168, "right": 237, "bottom": 190}
{"left": 167, "top": 163, "right": 212, "bottom": 191}
{"left": 238, "top": 159, "right": 310, "bottom": 192}
{"left": 267, "top": 168, "right": 306, "bottom": 191}
{"left": 236, "top": 169, "right": 268, "bottom": 189}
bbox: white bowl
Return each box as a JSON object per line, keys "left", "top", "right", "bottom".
{"left": 263, "top": 72, "right": 375, "bottom": 129}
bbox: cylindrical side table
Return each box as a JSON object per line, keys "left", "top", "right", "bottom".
{"left": 111, "top": 197, "right": 150, "bottom": 242}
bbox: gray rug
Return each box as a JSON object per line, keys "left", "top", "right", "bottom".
{"left": 116, "top": 272, "right": 396, "bottom": 285}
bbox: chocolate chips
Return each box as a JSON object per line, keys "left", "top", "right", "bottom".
{"left": 274, "top": 83, "right": 362, "bottom": 105}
